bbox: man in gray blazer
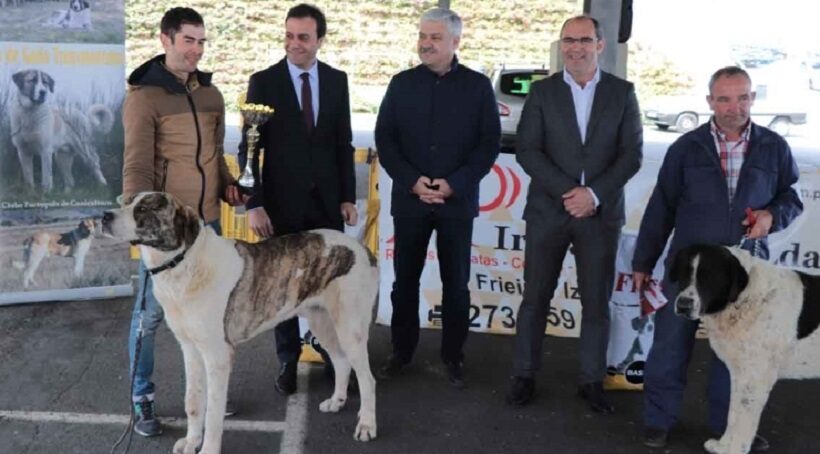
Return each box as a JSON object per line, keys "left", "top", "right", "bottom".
{"left": 506, "top": 15, "right": 643, "bottom": 413}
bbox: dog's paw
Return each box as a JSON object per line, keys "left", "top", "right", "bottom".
{"left": 704, "top": 438, "right": 728, "bottom": 454}
{"left": 319, "top": 396, "right": 346, "bottom": 413}
{"left": 172, "top": 438, "right": 200, "bottom": 454}
{"left": 354, "top": 420, "right": 377, "bottom": 442}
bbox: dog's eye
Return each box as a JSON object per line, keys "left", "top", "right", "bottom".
{"left": 134, "top": 206, "right": 145, "bottom": 214}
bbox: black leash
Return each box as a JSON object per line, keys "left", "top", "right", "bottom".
{"left": 110, "top": 271, "right": 149, "bottom": 454}
{"left": 110, "top": 248, "right": 188, "bottom": 453}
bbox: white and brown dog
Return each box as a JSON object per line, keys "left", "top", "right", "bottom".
{"left": 102, "top": 192, "right": 379, "bottom": 453}
{"left": 11, "top": 69, "right": 112, "bottom": 192}
{"left": 46, "top": 0, "right": 93, "bottom": 29}
{"left": 671, "top": 245, "right": 820, "bottom": 454}
{"left": 12, "top": 218, "right": 98, "bottom": 289}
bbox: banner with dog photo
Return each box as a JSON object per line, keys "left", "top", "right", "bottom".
{"left": 0, "top": 2, "right": 129, "bottom": 305}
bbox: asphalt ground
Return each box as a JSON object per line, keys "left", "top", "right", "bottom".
{"left": 1, "top": 297, "right": 818, "bottom": 454}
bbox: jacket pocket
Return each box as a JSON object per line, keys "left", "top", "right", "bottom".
{"left": 739, "top": 164, "right": 777, "bottom": 207}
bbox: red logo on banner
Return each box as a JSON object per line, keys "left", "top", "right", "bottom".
{"left": 480, "top": 164, "right": 521, "bottom": 212}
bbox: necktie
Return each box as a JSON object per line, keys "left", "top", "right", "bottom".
{"left": 300, "top": 72, "right": 314, "bottom": 134}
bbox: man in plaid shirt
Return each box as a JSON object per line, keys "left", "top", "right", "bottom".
{"left": 631, "top": 66, "right": 803, "bottom": 451}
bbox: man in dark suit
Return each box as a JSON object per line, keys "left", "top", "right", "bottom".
{"left": 506, "top": 15, "right": 643, "bottom": 413}
{"left": 375, "top": 7, "right": 500, "bottom": 388}
{"left": 238, "top": 3, "right": 357, "bottom": 395}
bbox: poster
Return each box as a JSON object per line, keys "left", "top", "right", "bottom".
{"left": 0, "top": 0, "right": 130, "bottom": 305}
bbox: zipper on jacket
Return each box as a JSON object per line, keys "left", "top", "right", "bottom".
{"left": 185, "top": 86, "right": 206, "bottom": 220}
{"left": 160, "top": 159, "right": 169, "bottom": 192}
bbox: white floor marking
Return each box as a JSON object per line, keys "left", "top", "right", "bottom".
{"left": 280, "top": 362, "right": 311, "bottom": 454}
{"left": 0, "top": 410, "right": 286, "bottom": 432}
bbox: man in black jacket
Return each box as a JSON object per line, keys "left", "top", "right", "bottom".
{"left": 238, "top": 3, "right": 357, "bottom": 395}
{"left": 375, "top": 7, "right": 500, "bottom": 388}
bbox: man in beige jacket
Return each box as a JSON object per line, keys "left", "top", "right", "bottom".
{"left": 121, "top": 6, "right": 243, "bottom": 437}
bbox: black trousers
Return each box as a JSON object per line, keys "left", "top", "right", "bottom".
{"left": 511, "top": 215, "right": 619, "bottom": 383}
{"left": 273, "top": 189, "right": 343, "bottom": 364}
{"left": 390, "top": 212, "right": 474, "bottom": 364}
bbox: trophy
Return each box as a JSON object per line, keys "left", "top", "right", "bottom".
{"left": 237, "top": 103, "right": 274, "bottom": 193}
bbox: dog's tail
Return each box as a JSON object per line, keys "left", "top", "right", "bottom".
{"left": 87, "top": 104, "right": 114, "bottom": 134}
{"left": 12, "top": 237, "right": 33, "bottom": 270}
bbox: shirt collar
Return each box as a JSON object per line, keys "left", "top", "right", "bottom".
{"left": 420, "top": 54, "right": 460, "bottom": 77}
{"left": 710, "top": 117, "right": 752, "bottom": 142}
{"left": 286, "top": 59, "right": 318, "bottom": 81}
{"left": 563, "top": 66, "right": 601, "bottom": 90}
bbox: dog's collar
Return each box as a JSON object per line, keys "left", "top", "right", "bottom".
{"left": 147, "top": 249, "right": 187, "bottom": 275}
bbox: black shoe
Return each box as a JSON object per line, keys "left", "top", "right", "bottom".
{"left": 506, "top": 376, "right": 535, "bottom": 407}
{"left": 275, "top": 361, "right": 297, "bottom": 395}
{"left": 445, "top": 361, "right": 465, "bottom": 389}
{"left": 133, "top": 397, "right": 162, "bottom": 437}
{"left": 376, "top": 355, "right": 407, "bottom": 380}
{"left": 643, "top": 426, "right": 668, "bottom": 448}
{"left": 577, "top": 381, "right": 615, "bottom": 414}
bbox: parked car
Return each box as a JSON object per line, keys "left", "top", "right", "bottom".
{"left": 490, "top": 65, "right": 550, "bottom": 150}
{"left": 803, "top": 53, "right": 820, "bottom": 90}
{"left": 644, "top": 88, "right": 807, "bottom": 136}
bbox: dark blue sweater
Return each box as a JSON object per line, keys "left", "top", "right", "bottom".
{"left": 375, "top": 59, "right": 501, "bottom": 218}
{"left": 633, "top": 122, "right": 803, "bottom": 274}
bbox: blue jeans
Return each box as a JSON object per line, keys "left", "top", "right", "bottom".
{"left": 643, "top": 281, "right": 730, "bottom": 434}
{"left": 128, "top": 221, "right": 221, "bottom": 399}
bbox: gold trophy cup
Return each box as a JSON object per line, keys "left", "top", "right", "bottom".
{"left": 237, "top": 103, "right": 274, "bottom": 192}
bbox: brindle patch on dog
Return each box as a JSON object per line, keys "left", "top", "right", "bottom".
{"left": 223, "top": 232, "right": 355, "bottom": 345}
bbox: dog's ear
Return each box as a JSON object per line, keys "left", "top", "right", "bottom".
{"left": 83, "top": 0, "right": 90, "bottom": 8}
{"left": 12, "top": 71, "right": 26, "bottom": 90}
{"left": 726, "top": 253, "right": 749, "bottom": 303}
{"left": 40, "top": 71, "right": 55, "bottom": 93}
{"left": 175, "top": 204, "right": 201, "bottom": 248}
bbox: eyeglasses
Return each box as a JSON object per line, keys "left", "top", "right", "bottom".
{"left": 561, "top": 37, "right": 596, "bottom": 45}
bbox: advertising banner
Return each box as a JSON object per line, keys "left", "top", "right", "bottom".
{"left": 376, "top": 150, "right": 820, "bottom": 386}
{"left": 0, "top": 0, "right": 130, "bottom": 305}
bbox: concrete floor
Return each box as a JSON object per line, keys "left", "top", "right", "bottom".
{"left": 0, "top": 297, "right": 818, "bottom": 453}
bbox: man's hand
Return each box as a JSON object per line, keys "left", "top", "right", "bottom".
{"left": 248, "top": 207, "right": 273, "bottom": 238}
{"left": 562, "top": 186, "right": 595, "bottom": 218}
{"left": 224, "top": 183, "right": 249, "bottom": 206}
{"left": 412, "top": 176, "right": 446, "bottom": 204}
{"left": 341, "top": 202, "right": 358, "bottom": 226}
{"left": 633, "top": 271, "right": 650, "bottom": 300}
{"left": 743, "top": 209, "right": 773, "bottom": 239}
{"left": 430, "top": 178, "right": 453, "bottom": 198}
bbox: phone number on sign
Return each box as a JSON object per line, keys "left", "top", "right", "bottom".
{"left": 427, "top": 304, "right": 576, "bottom": 331}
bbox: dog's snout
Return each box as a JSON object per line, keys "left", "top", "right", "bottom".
{"left": 102, "top": 211, "right": 115, "bottom": 224}
{"left": 675, "top": 296, "right": 695, "bottom": 316}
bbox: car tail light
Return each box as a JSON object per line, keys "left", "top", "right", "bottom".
{"left": 498, "top": 102, "right": 511, "bottom": 117}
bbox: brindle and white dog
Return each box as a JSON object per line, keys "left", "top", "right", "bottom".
{"left": 102, "top": 192, "right": 378, "bottom": 454}
{"left": 671, "top": 245, "right": 820, "bottom": 454}
{"left": 12, "top": 218, "right": 98, "bottom": 289}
